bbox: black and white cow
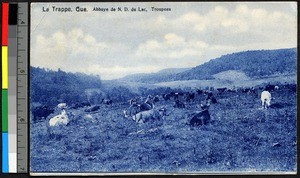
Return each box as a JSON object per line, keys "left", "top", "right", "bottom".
{"left": 189, "top": 103, "right": 211, "bottom": 126}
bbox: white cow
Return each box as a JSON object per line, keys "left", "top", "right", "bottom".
{"left": 57, "top": 103, "right": 67, "bottom": 109}
{"left": 131, "top": 108, "right": 166, "bottom": 124}
{"left": 49, "top": 109, "right": 69, "bottom": 126}
{"left": 261, "top": 91, "right": 271, "bottom": 109}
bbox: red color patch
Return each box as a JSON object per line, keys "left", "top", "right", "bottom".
{"left": 2, "top": 3, "right": 9, "bottom": 46}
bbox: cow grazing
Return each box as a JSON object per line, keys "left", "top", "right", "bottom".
{"left": 197, "top": 89, "right": 204, "bottom": 95}
{"left": 153, "top": 95, "right": 160, "bottom": 102}
{"left": 186, "top": 92, "right": 195, "bottom": 102}
{"left": 189, "top": 104, "right": 211, "bottom": 126}
{"left": 71, "top": 101, "right": 91, "bottom": 109}
{"left": 227, "top": 88, "right": 237, "bottom": 92}
{"left": 49, "top": 109, "right": 69, "bottom": 127}
{"left": 170, "top": 92, "right": 184, "bottom": 100}
{"left": 131, "top": 108, "right": 167, "bottom": 124}
{"left": 242, "top": 87, "right": 256, "bottom": 94}
{"left": 174, "top": 100, "right": 185, "bottom": 108}
{"left": 32, "top": 105, "right": 55, "bottom": 122}
{"left": 84, "top": 105, "right": 101, "bottom": 112}
{"left": 284, "top": 84, "right": 296, "bottom": 92}
{"left": 81, "top": 101, "right": 91, "bottom": 107}
{"left": 265, "top": 84, "right": 276, "bottom": 92}
{"left": 70, "top": 103, "right": 83, "bottom": 109}
{"left": 206, "top": 92, "right": 217, "bottom": 104}
{"left": 261, "top": 90, "right": 271, "bottom": 109}
{"left": 102, "top": 99, "right": 112, "bottom": 105}
{"left": 217, "top": 88, "right": 227, "bottom": 94}
{"left": 162, "top": 93, "right": 172, "bottom": 101}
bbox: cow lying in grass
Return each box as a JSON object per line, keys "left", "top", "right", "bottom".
{"left": 84, "top": 105, "right": 101, "bottom": 112}
{"left": 130, "top": 108, "right": 167, "bottom": 124}
{"left": 49, "top": 109, "right": 69, "bottom": 127}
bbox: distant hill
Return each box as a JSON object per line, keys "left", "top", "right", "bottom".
{"left": 118, "top": 67, "right": 190, "bottom": 83}
{"left": 119, "top": 48, "right": 297, "bottom": 83}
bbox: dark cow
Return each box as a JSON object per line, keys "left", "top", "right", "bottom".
{"left": 174, "top": 100, "right": 185, "bottom": 108}
{"left": 265, "top": 84, "right": 276, "bottom": 92}
{"left": 227, "top": 88, "right": 237, "bottom": 92}
{"left": 102, "top": 99, "right": 112, "bottom": 105}
{"left": 70, "top": 101, "right": 91, "bottom": 109}
{"left": 197, "top": 89, "right": 204, "bottom": 95}
{"left": 206, "top": 92, "right": 217, "bottom": 104}
{"left": 186, "top": 92, "right": 195, "bottom": 102}
{"left": 258, "top": 86, "right": 264, "bottom": 90}
{"left": 139, "top": 103, "right": 153, "bottom": 112}
{"left": 129, "top": 96, "right": 144, "bottom": 106}
{"left": 70, "top": 103, "right": 82, "bottom": 109}
{"left": 162, "top": 93, "right": 172, "bottom": 101}
{"left": 288, "top": 84, "right": 296, "bottom": 92}
{"left": 283, "top": 84, "right": 296, "bottom": 92}
{"left": 153, "top": 95, "right": 160, "bottom": 102}
{"left": 84, "top": 105, "right": 101, "bottom": 112}
{"left": 217, "top": 87, "right": 227, "bottom": 93}
{"left": 170, "top": 92, "right": 184, "bottom": 100}
{"left": 139, "top": 95, "right": 155, "bottom": 112}
{"left": 32, "top": 105, "right": 55, "bottom": 122}
{"left": 242, "top": 87, "right": 256, "bottom": 94}
{"left": 189, "top": 104, "right": 211, "bottom": 126}
{"left": 81, "top": 101, "right": 91, "bottom": 106}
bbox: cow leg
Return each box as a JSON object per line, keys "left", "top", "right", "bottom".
{"left": 266, "top": 100, "right": 271, "bottom": 108}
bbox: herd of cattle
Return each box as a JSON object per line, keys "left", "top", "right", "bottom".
{"left": 31, "top": 83, "right": 296, "bottom": 128}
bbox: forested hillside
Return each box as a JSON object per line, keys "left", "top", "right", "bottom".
{"left": 30, "top": 67, "right": 102, "bottom": 106}
{"left": 176, "top": 48, "right": 296, "bottom": 80}
{"left": 120, "top": 48, "right": 297, "bottom": 83}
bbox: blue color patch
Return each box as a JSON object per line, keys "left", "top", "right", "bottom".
{"left": 2, "top": 133, "right": 9, "bottom": 173}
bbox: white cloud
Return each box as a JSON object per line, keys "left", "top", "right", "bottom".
{"left": 31, "top": 28, "right": 123, "bottom": 72}
{"left": 135, "top": 33, "right": 208, "bottom": 59}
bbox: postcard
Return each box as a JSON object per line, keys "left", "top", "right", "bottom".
{"left": 30, "top": 2, "right": 297, "bottom": 175}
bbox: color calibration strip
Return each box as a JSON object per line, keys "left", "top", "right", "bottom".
{"left": 2, "top": 2, "right": 9, "bottom": 173}
{"left": 2, "top": 2, "right": 21, "bottom": 173}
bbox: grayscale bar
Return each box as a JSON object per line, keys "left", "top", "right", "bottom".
{"left": 16, "top": 2, "right": 28, "bottom": 173}
{"left": 8, "top": 16, "right": 17, "bottom": 174}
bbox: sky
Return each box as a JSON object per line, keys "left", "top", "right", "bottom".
{"left": 30, "top": 2, "right": 297, "bottom": 80}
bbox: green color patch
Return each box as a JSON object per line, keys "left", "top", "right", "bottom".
{"left": 2, "top": 90, "right": 8, "bottom": 132}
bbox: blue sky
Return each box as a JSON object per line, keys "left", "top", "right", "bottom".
{"left": 31, "top": 2, "right": 297, "bottom": 80}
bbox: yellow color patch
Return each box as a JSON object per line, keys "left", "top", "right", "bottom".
{"left": 2, "top": 46, "right": 8, "bottom": 89}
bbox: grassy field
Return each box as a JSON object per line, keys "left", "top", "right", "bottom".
{"left": 154, "top": 73, "right": 296, "bottom": 89}
{"left": 30, "top": 86, "right": 296, "bottom": 173}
